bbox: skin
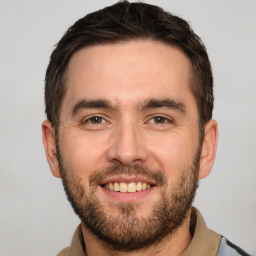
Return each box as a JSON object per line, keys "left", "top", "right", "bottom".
{"left": 42, "top": 40, "right": 218, "bottom": 256}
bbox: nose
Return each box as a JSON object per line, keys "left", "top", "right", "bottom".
{"left": 106, "top": 121, "right": 149, "bottom": 166}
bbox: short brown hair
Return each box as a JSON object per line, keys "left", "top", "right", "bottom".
{"left": 45, "top": 1, "right": 213, "bottom": 133}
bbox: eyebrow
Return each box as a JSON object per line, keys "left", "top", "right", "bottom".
{"left": 71, "top": 98, "right": 186, "bottom": 117}
{"left": 139, "top": 98, "right": 186, "bottom": 114}
{"left": 71, "top": 99, "right": 114, "bottom": 116}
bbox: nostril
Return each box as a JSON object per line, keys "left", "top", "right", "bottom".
{"left": 106, "top": 130, "right": 148, "bottom": 165}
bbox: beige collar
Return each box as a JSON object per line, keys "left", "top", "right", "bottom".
{"left": 180, "top": 208, "right": 221, "bottom": 256}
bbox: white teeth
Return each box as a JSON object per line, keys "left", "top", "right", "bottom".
{"left": 120, "top": 182, "right": 128, "bottom": 192}
{"left": 109, "top": 182, "right": 114, "bottom": 191}
{"left": 127, "top": 182, "right": 136, "bottom": 192}
{"left": 104, "top": 181, "right": 152, "bottom": 193}
{"left": 114, "top": 182, "right": 120, "bottom": 192}
{"left": 136, "top": 182, "right": 142, "bottom": 191}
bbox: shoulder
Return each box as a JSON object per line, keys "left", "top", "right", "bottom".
{"left": 217, "top": 237, "right": 251, "bottom": 256}
{"left": 56, "top": 246, "right": 69, "bottom": 256}
{"left": 55, "top": 224, "right": 86, "bottom": 256}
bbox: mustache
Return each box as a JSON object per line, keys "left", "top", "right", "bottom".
{"left": 89, "top": 165, "right": 167, "bottom": 187}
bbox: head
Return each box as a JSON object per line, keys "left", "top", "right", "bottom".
{"left": 42, "top": 1, "right": 217, "bottom": 252}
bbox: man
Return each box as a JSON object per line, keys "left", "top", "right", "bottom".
{"left": 42, "top": 1, "right": 250, "bottom": 255}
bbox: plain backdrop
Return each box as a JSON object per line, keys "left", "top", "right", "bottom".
{"left": 0, "top": 0, "right": 255, "bottom": 255}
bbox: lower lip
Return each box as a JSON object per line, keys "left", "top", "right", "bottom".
{"left": 99, "top": 186, "right": 155, "bottom": 202}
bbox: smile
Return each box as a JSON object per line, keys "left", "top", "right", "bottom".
{"left": 103, "top": 182, "right": 152, "bottom": 193}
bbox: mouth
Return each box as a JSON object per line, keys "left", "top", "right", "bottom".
{"left": 99, "top": 176, "right": 157, "bottom": 202}
{"left": 102, "top": 181, "right": 153, "bottom": 193}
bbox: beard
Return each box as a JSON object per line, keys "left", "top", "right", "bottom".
{"left": 56, "top": 143, "right": 201, "bottom": 252}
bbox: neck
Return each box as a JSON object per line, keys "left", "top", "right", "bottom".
{"left": 81, "top": 209, "right": 192, "bottom": 256}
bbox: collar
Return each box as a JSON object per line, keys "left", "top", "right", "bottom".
{"left": 58, "top": 208, "right": 221, "bottom": 256}
{"left": 180, "top": 208, "right": 221, "bottom": 256}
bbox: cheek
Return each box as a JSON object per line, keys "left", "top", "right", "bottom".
{"left": 145, "top": 130, "right": 198, "bottom": 175}
{"left": 59, "top": 129, "right": 110, "bottom": 175}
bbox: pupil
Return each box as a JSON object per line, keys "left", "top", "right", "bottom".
{"left": 154, "top": 117, "right": 164, "bottom": 123}
{"left": 92, "top": 117, "right": 102, "bottom": 123}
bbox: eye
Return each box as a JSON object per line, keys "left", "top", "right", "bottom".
{"left": 148, "top": 116, "right": 172, "bottom": 124}
{"left": 81, "top": 115, "right": 110, "bottom": 131}
{"left": 87, "top": 116, "right": 106, "bottom": 124}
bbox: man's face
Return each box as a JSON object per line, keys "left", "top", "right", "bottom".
{"left": 55, "top": 40, "right": 202, "bottom": 250}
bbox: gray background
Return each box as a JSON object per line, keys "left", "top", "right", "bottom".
{"left": 0, "top": 0, "right": 255, "bottom": 255}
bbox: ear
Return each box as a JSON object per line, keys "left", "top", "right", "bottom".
{"left": 198, "top": 119, "right": 218, "bottom": 179}
{"left": 42, "top": 120, "right": 61, "bottom": 178}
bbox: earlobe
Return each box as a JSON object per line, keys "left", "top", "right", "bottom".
{"left": 198, "top": 120, "right": 218, "bottom": 179}
{"left": 42, "top": 120, "right": 61, "bottom": 178}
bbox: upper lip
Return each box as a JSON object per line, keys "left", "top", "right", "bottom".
{"left": 99, "top": 175, "right": 157, "bottom": 186}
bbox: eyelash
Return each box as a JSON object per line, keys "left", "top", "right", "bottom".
{"left": 82, "top": 115, "right": 107, "bottom": 124}
{"left": 148, "top": 116, "right": 173, "bottom": 124}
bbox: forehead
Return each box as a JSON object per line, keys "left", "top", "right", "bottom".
{"left": 62, "top": 40, "right": 196, "bottom": 115}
